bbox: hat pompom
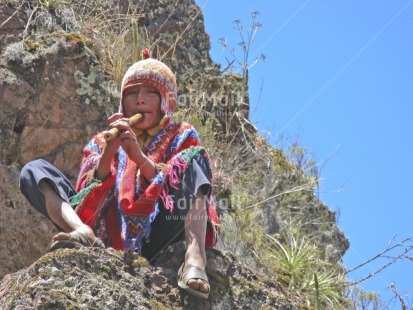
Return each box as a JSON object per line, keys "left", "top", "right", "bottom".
{"left": 142, "top": 48, "right": 151, "bottom": 60}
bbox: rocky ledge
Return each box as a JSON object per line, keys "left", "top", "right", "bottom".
{"left": 0, "top": 242, "right": 307, "bottom": 310}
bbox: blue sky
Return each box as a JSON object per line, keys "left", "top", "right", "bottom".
{"left": 195, "top": 0, "right": 413, "bottom": 305}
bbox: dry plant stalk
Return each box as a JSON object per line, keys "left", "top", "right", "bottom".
{"left": 391, "top": 282, "right": 408, "bottom": 310}
{"left": 74, "top": 2, "right": 150, "bottom": 85}
{"left": 347, "top": 236, "right": 413, "bottom": 286}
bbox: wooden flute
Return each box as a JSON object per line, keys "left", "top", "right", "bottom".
{"left": 104, "top": 113, "right": 144, "bottom": 142}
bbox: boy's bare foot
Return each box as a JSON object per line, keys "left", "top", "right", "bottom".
{"left": 50, "top": 225, "right": 104, "bottom": 251}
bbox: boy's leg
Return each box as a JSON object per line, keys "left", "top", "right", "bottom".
{"left": 39, "top": 180, "right": 99, "bottom": 245}
{"left": 183, "top": 189, "right": 209, "bottom": 293}
{"left": 20, "top": 159, "right": 99, "bottom": 245}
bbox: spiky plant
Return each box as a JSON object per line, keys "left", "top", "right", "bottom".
{"left": 265, "top": 226, "right": 348, "bottom": 309}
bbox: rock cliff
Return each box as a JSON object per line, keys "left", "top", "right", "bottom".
{"left": 1, "top": 0, "right": 117, "bottom": 278}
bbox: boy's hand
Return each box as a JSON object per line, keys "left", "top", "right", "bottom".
{"left": 107, "top": 114, "right": 142, "bottom": 161}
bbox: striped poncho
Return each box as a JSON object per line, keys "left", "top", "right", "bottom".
{"left": 71, "top": 122, "right": 220, "bottom": 252}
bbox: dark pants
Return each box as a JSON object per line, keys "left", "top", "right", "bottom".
{"left": 19, "top": 155, "right": 211, "bottom": 262}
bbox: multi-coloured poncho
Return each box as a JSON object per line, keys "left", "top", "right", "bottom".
{"left": 71, "top": 122, "right": 220, "bottom": 253}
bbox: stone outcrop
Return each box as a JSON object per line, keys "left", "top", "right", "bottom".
{"left": 0, "top": 243, "right": 308, "bottom": 309}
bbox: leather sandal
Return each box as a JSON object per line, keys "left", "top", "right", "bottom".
{"left": 50, "top": 231, "right": 105, "bottom": 252}
{"left": 178, "top": 263, "right": 210, "bottom": 299}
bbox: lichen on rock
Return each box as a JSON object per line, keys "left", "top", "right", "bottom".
{"left": 0, "top": 244, "right": 308, "bottom": 310}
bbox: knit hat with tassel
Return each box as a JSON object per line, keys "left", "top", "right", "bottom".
{"left": 120, "top": 49, "right": 177, "bottom": 121}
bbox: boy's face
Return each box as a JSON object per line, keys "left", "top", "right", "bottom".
{"left": 122, "top": 84, "right": 163, "bottom": 130}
